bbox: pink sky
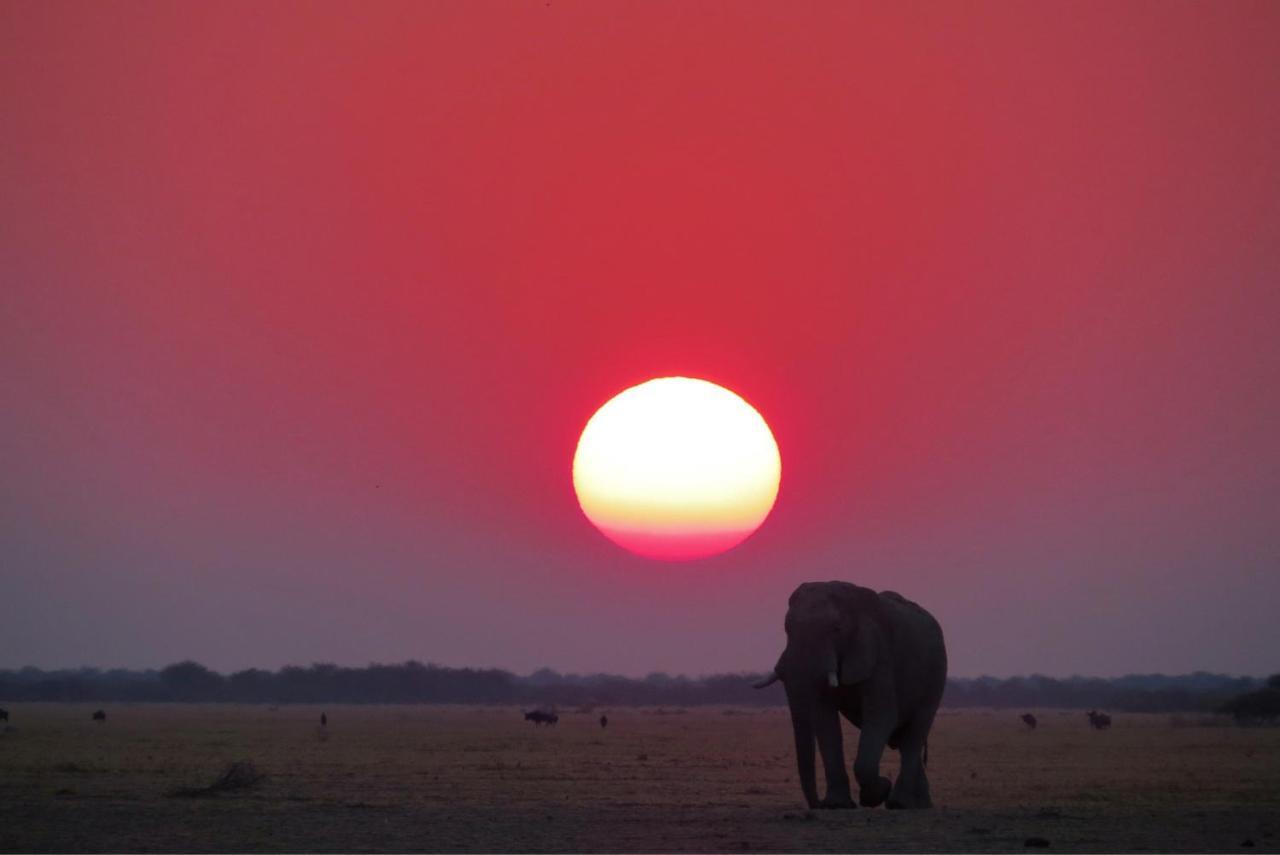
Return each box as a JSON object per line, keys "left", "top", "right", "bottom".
{"left": 2, "top": 1, "right": 1278, "bottom": 677}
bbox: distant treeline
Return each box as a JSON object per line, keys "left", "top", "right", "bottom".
{"left": 0, "top": 662, "right": 1264, "bottom": 712}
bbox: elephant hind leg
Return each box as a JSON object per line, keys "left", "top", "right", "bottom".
{"left": 887, "top": 744, "right": 930, "bottom": 809}
{"left": 887, "top": 717, "right": 934, "bottom": 809}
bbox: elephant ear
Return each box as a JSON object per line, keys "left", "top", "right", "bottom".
{"left": 838, "top": 617, "right": 880, "bottom": 685}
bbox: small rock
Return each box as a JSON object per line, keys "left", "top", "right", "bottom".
{"left": 1025, "top": 837, "right": 1051, "bottom": 848}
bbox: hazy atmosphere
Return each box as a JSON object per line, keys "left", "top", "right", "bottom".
{"left": 3, "top": 2, "right": 1279, "bottom": 679}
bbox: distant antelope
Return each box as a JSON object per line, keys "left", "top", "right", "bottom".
{"left": 1021, "top": 713, "right": 1037, "bottom": 730}
{"left": 92, "top": 709, "right": 106, "bottom": 722}
{"left": 599, "top": 714, "right": 608, "bottom": 729}
{"left": 523, "top": 710, "right": 558, "bottom": 726}
{"left": 1086, "top": 710, "right": 1112, "bottom": 730}
{"left": 0, "top": 708, "right": 8, "bottom": 722}
{"left": 320, "top": 712, "right": 327, "bottom": 727}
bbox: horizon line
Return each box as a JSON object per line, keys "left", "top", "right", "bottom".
{"left": 0, "top": 661, "right": 1269, "bottom": 682}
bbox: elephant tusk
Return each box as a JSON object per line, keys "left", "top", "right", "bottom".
{"left": 752, "top": 671, "right": 780, "bottom": 689}
{"left": 827, "top": 671, "right": 839, "bottom": 688}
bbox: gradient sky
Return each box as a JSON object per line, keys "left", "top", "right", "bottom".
{"left": 3, "top": 1, "right": 1278, "bottom": 678}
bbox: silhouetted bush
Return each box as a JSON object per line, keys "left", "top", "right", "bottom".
{"left": 1218, "top": 675, "right": 1280, "bottom": 725}
{"left": 160, "top": 661, "right": 226, "bottom": 700}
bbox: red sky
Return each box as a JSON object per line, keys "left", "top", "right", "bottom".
{"left": 3, "top": 1, "right": 1278, "bottom": 677}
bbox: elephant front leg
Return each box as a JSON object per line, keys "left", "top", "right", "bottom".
{"left": 813, "top": 702, "right": 856, "bottom": 808}
{"left": 785, "top": 684, "right": 821, "bottom": 808}
{"left": 853, "top": 726, "right": 893, "bottom": 807}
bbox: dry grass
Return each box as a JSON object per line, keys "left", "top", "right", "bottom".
{"left": 0, "top": 704, "right": 1277, "bottom": 852}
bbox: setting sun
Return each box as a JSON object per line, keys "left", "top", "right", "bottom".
{"left": 573, "top": 377, "right": 781, "bottom": 560}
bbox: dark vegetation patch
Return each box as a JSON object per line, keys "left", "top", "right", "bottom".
{"left": 1218, "top": 677, "right": 1280, "bottom": 726}
{"left": 167, "top": 761, "right": 264, "bottom": 798}
{"left": 3, "top": 662, "right": 1270, "bottom": 712}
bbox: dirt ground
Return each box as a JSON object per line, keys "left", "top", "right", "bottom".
{"left": 0, "top": 704, "right": 1276, "bottom": 852}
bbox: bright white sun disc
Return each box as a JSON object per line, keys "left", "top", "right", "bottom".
{"left": 572, "top": 377, "right": 781, "bottom": 560}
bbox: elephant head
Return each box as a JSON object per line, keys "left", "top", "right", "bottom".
{"left": 756, "top": 582, "right": 888, "bottom": 692}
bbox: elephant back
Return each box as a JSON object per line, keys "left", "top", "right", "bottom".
{"left": 878, "top": 590, "right": 936, "bottom": 624}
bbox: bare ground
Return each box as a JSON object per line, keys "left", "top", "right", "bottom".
{"left": 0, "top": 704, "right": 1277, "bottom": 852}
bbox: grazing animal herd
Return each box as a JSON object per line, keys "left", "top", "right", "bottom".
{"left": 1018, "top": 710, "right": 1117, "bottom": 731}
{"left": 1, "top": 705, "right": 1116, "bottom": 736}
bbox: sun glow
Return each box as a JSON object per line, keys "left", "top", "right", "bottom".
{"left": 573, "top": 377, "right": 781, "bottom": 560}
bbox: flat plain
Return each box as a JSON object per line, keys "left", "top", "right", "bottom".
{"left": 0, "top": 704, "right": 1277, "bottom": 852}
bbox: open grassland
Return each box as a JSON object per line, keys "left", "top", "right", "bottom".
{"left": 1, "top": 704, "right": 1277, "bottom": 852}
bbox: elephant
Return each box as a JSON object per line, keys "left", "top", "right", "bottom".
{"left": 754, "top": 581, "right": 947, "bottom": 810}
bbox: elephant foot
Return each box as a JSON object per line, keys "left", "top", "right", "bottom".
{"left": 887, "top": 782, "right": 933, "bottom": 810}
{"left": 858, "top": 776, "right": 892, "bottom": 808}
